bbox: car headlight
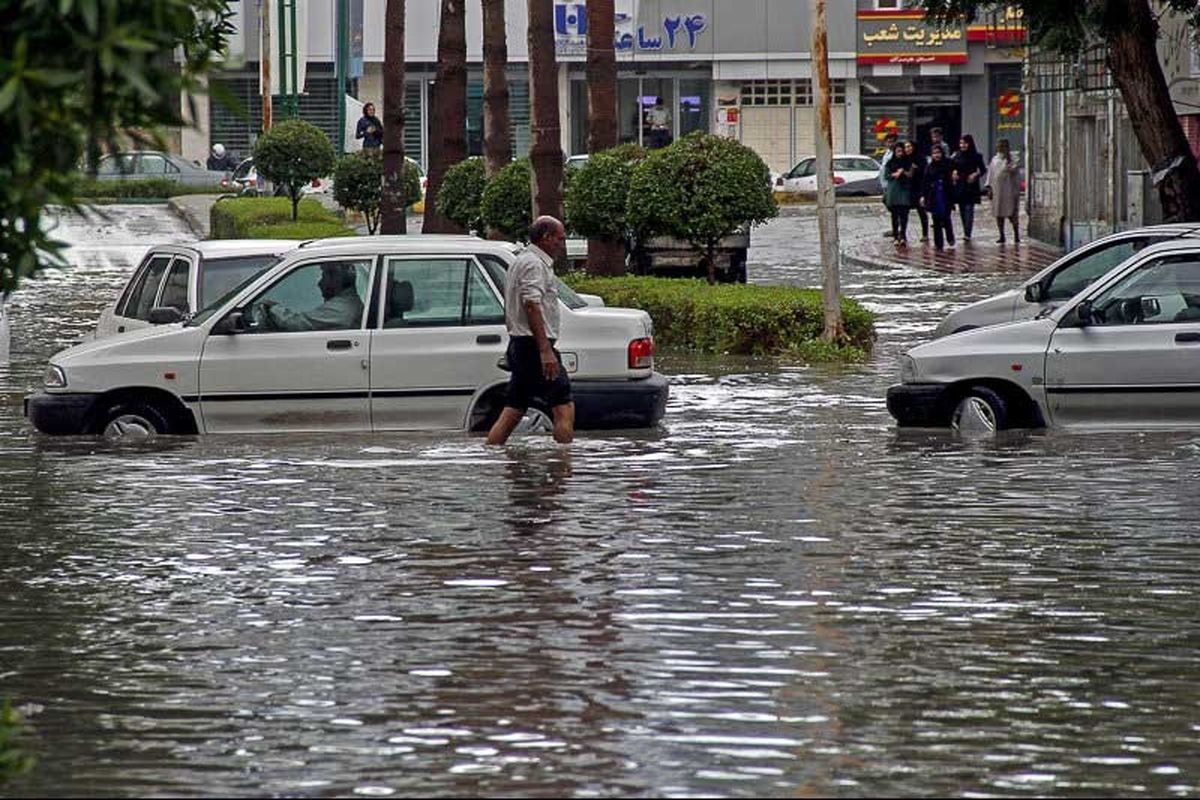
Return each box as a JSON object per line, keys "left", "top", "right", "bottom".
{"left": 899, "top": 355, "right": 918, "bottom": 384}
{"left": 44, "top": 365, "right": 67, "bottom": 388}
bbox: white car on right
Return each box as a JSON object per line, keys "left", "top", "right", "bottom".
{"left": 889, "top": 238, "right": 1200, "bottom": 432}
{"left": 933, "top": 224, "right": 1200, "bottom": 338}
{"left": 775, "top": 154, "right": 882, "bottom": 196}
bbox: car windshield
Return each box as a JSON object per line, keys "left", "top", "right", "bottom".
{"left": 199, "top": 255, "right": 283, "bottom": 307}
{"left": 189, "top": 262, "right": 278, "bottom": 326}
{"left": 232, "top": 160, "right": 253, "bottom": 181}
{"left": 478, "top": 255, "right": 588, "bottom": 310}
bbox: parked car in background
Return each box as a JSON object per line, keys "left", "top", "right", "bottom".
{"left": 888, "top": 239, "right": 1200, "bottom": 433}
{"left": 933, "top": 224, "right": 1200, "bottom": 338}
{"left": 775, "top": 154, "right": 882, "bottom": 196}
{"left": 565, "top": 154, "right": 589, "bottom": 171}
{"left": 92, "top": 151, "right": 231, "bottom": 187}
{"left": 93, "top": 241, "right": 300, "bottom": 339}
{"left": 27, "top": 237, "right": 668, "bottom": 438}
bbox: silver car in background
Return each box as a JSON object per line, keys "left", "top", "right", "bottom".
{"left": 933, "top": 224, "right": 1200, "bottom": 338}
{"left": 92, "top": 151, "right": 233, "bottom": 187}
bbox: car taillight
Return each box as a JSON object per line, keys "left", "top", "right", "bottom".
{"left": 833, "top": 176, "right": 846, "bottom": 185}
{"left": 628, "top": 337, "right": 654, "bottom": 369}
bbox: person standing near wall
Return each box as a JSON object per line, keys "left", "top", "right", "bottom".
{"left": 920, "top": 146, "right": 957, "bottom": 252}
{"left": 951, "top": 134, "right": 987, "bottom": 241}
{"left": 356, "top": 103, "right": 384, "bottom": 150}
{"left": 989, "top": 138, "right": 1021, "bottom": 245}
{"left": 905, "top": 140, "right": 929, "bottom": 243}
{"left": 883, "top": 141, "right": 913, "bottom": 247}
{"left": 879, "top": 132, "right": 899, "bottom": 239}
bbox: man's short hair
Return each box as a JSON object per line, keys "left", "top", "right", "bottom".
{"left": 528, "top": 216, "right": 562, "bottom": 245}
{"left": 931, "top": 127, "right": 943, "bottom": 137}
{"left": 323, "top": 263, "right": 357, "bottom": 290}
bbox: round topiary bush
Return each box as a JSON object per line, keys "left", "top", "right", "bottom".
{"left": 333, "top": 152, "right": 421, "bottom": 234}
{"left": 480, "top": 158, "right": 532, "bottom": 242}
{"left": 436, "top": 156, "right": 486, "bottom": 235}
{"left": 253, "top": 119, "right": 337, "bottom": 221}
{"left": 563, "top": 144, "right": 644, "bottom": 243}
{"left": 627, "top": 132, "right": 777, "bottom": 282}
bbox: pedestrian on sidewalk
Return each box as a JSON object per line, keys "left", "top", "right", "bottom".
{"left": 929, "top": 127, "right": 951, "bottom": 160}
{"left": 920, "top": 146, "right": 956, "bottom": 252}
{"left": 988, "top": 138, "right": 1021, "bottom": 244}
{"left": 356, "top": 103, "right": 384, "bottom": 150}
{"left": 905, "top": 140, "right": 929, "bottom": 243}
{"left": 951, "top": 134, "right": 987, "bottom": 241}
{"left": 883, "top": 141, "right": 914, "bottom": 247}
{"left": 878, "top": 132, "right": 899, "bottom": 239}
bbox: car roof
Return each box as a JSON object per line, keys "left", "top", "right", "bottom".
{"left": 152, "top": 240, "right": 302, "bottom": 259}
{"left": 297, "top": 234, "right": 522, "bottom": 257}
{"left": 1121, "top": 237, "right": 1200, "bottom": 257}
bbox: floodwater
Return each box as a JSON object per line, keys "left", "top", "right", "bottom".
{"left": 2, "top": 206, "right": 1199, "bottom": 798}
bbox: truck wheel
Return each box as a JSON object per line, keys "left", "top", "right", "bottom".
{"left": 100, "top": 400, "right": 170, "bottom": 439}
{"left": 950, "top": 386, "right": 1009, "bottom": 434}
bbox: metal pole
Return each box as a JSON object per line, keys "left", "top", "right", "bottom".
{"left": 289, "top": 0, "right": 299, "bottom": 117}
{"left": 261, "top": 0, "right": 272, "bottom": 131}
{"left": 277, "top": 0, "right": 287, "bottom": 116}
{"left": 812, "top": 0, "right": 843, "bottom": 342}
{"left": 336, "top": 0, "right": 347, "bottom": 153}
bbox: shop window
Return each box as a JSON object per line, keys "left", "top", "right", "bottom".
{"left": 740, "top": 79, "right": 844, "bottom": 107}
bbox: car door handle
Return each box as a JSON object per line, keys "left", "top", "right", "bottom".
{"left": 326, "top": 339, "right": 354, "bottom": 351}
{"left": 476, "top": 334, "right": 502, "bottom": 345}
{"left": 1176, "top": 332, "right": 1200, "bottom": 343}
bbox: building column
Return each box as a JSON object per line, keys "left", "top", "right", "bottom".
{"left": 845, "top": 77, "right": 862, "bottom": 154}
{"left": 180, "top": 74, "right": 211, "bottom": 164}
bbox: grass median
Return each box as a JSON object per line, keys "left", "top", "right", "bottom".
{"left": 563, "top": 274, "right": 876, "bottom": 362}
{"left": 209, "top": 197, "right": 355, "bottom": 239}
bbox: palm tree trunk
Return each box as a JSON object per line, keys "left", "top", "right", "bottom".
{"left": 585, "top": 0, "right": 625, "bottom": 275}
{"left": 482, "top": 0, "right": 510, "bottom": 181}
{"left": 423, "top": 0, "right": 468, "bottom": 233}
{"left": 380, "top": 0, "right": 407, "bottom": 234}
{"left": 527, "top": 0, "right": 564, "bottom": 222}
{"left": 1105, "top": 0, "right": 1200, "bottom": 222}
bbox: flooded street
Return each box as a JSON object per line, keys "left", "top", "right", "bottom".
{"left": 3, "top": 205, "right": 1199, "bottom": 797}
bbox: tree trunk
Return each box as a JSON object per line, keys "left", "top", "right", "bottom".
{"left": 585, "top": 0, "right": 625, "bottom": 275}
{"left": 813, "top": 0, "right": 844, "bottom": 342}
{"left": 1106, "top": 0, "right": 1200, "bottom": 222}
{"left": 527, "top": 0, "right": 564, "bottom": 222}
{"left": 423, "top": 0, "right": 469, "bottom": 234}
{"left": 482, "top": 0, "right": 510, "bottom": 181}
{"left": 380, "top": 0, "right": 407, "bottom": 234}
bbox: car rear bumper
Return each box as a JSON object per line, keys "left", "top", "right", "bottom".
{"left": 572, "top": 373, "right": 669, "bottom": 430}
{"left": 886, "top": 383, "right": 951, "bottom": 427}
{"left": 25, "top": 392, "right": 99, "bottom": 435}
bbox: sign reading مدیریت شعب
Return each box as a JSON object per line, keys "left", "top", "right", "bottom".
{"left": 857, "top": 11, "right": 967, "bottom": 65}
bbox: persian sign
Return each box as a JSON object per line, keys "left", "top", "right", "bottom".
{"left": 857, "top": 11, "right": 968, "bottom": 65}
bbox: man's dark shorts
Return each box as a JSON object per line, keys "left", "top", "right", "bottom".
{"left": 504, "top": 335, "right": 573, "bottom": 410}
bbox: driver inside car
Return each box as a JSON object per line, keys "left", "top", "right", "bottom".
{"left": 261, "top": 263, "right": 363, "bottom": 331}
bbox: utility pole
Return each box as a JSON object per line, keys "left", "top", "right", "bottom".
{"left": 261, "top": 0, "right": 272, "bottom": 132}
{"left": 336, "top": 0, "right": 348, "bottom": 153}
{"left": 812, "top": 0, "right": 844, "bottom": 342}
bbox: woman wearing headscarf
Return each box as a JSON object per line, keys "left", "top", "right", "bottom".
{"left": 988, "top": 138, "right": 1021, "bottom": 244}
{"left": 950, "top": 134, "right": 987, "bottom": 240}
{"left": 919, "top": 146, "right": 957, "bottom": 251}
{"left": 904, "top": 141, "right": 929, "bottom": 243}
{"left": 883, "top": 141, "right": 914, "bottom": 247}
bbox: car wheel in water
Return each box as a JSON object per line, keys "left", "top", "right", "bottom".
{"left": 512, "top": 406, "right": 554, "bottom": 435}
{"left": 101, "top": 401, "right": 170, "bottom": 439}
{"left": 951, "top": 386, "right": 1009, "bottom": 435}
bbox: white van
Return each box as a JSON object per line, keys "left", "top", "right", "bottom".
{"left": 27, "top": 237, "right": 668, "bottom": 437}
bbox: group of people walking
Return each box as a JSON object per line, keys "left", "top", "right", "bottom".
{"left": 880, "top": 128, "right": 1022, "bottom": 252}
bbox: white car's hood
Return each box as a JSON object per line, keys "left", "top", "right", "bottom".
{"left": 52, "top": 323, "right": 191, "bottom": 367}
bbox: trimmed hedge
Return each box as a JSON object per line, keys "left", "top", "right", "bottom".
{"left": 210, "top": 197, "right": 352, "bottom": 239}
{"left": 562, "top": 274, "right": 876, "bottom": 361}
{"left": 75, "top": 177, "right": 228, "bottom": 199}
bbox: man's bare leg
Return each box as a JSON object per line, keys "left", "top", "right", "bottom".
{"left": 486, "top": 407, "right": 526, "bottom": 446}
{"left": 551, "top": 402, "right": 575, "bottom": 444}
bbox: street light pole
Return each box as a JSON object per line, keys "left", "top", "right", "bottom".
{"left": 336, "top": 0, "right": 348, "bottom": 153}
{"left": 812, "top": 0, "right": 844, "bottom": 342}
{"left": 261, "top": 0, "right": 272, "bottom": 132}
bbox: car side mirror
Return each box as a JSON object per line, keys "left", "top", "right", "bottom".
{"left": 211, "top": 310, "right": 247, "bottom": 335}
{"left": 1024, "top": 283, "right": 1044, "bottom": 303}
{"left": 1073, "top": 300, "right": 1094, "bottom": 327}
{"left": 147, "top": 306, "right": 185, "bottom": 325}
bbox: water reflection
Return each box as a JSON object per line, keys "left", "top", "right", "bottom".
{"left": 2, "top": 207, "right": 1200, "bottom": 796}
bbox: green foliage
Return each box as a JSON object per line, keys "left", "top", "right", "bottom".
{"left": 252, "top": 119, "right": 337, "bottom": 221}
{"left": 627, "top": 132, "right": 777, "bottom": 260}
{"left": 561, "top": 274, "right": 875, "bottom": 359}
{"left": 480, "top": 158, "right": 533, "bottom": 241}
{"left": 437, "top": 157, "right": 487, "bottom": 234}
{"left": 563, "top": 144, "right": 645, "bottom": 242}
{"left": 1, "top": 0, "right": 234, "bottom": 293}
{"left": 244, "top": 221, "right": 356, "bottom": 239}
{"left": 334, "top": 151, "right": 383, "bottom": 234}
{"left": 210, "top": 197, "right": 350, "bottom": 239}
{"left": 73, "top": 178, "right": 227, "bottom": 199}
{"left": 1, "top": 700, "right": 34, "bottom": 785}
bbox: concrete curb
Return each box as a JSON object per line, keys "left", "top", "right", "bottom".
{"left": 166, "top": 195, "right": 217, "bottom": 239}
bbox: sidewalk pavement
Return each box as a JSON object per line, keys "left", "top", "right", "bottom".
{"left": 841, "top": 213, "right": 1062, "bottom": 276}
{"left": 167, "top": 194, "right": 222, "bottom": 238}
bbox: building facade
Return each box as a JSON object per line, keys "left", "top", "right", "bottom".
{"left": 184, "top": 1, "right": 1019, "bottom": 178}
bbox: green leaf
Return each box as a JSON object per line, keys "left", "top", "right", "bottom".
{"left": 0, "top": 78, "right": 19, "bottom": 114}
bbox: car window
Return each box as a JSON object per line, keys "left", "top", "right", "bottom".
{"left": 465, "top": 263, "right": 505, "bottom": 324}
{"left": 138, "top": 154, "right": 168, "bottom": 175}
{"left": 1044, "top": 239, "right": 1148, "bottom": 301}
{"left": 791, "top": 159, "right": 815, "bottom": 178}
{"left": 119, "top": 255, "right": 172, "bottom": 318}
{"left": 383, "top": 258, "right": 469, "bottom": 327}
{"left": 199, "top": 255, "right": 282, "bottom": 308}
{"left": 1086, "top": 254, "right": 1200, "bottom": 325}
{"left": 157, "top": 259, "right": 191, "bottom": 313}
{"left": 164, "top": 158, "right": 180, "bottom": 174}
{"left": 477, "top": 253, "right": 588, "bottom": 311}
{"left": 248, "top": 259, "right": 371, "bottom": 333}
{"left": 97, "top": 154, "right": 136, "bottom": 176}
{"left": 833, "top": 158, "right": 876, "bottom": 172}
